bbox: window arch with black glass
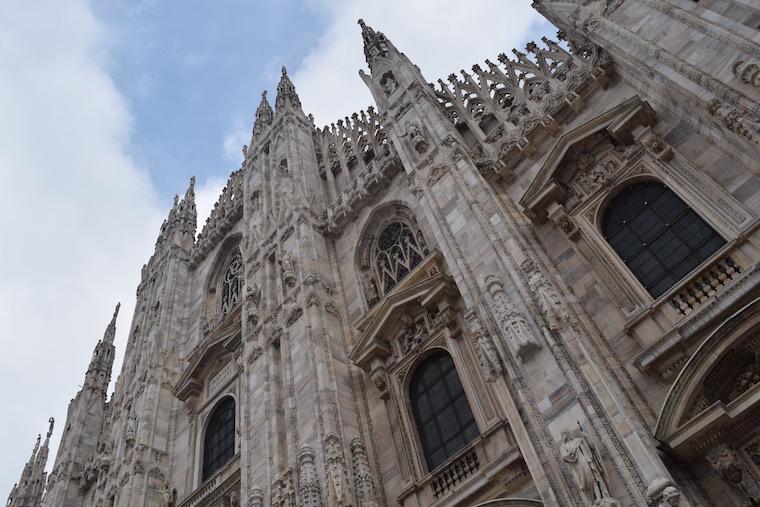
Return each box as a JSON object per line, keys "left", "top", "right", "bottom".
{"left": 202, "top": 397, "right": 236, "bottom": 481}
{"left": 601, "top": 180, "right": 725, "bottom": 299}
{"left": 409, "top": 351, "right": 479, "bottom": 471}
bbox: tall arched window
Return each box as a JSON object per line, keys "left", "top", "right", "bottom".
{"left": 410, "top": 351, "right": 479, "bottom": 471}
{"left": 220, "top": 251, "right": 242, "bottom": 317}
{"left": 374, "top": 221, "right": 428, "bottom": 295}
{"left": 202, "top": 397, "right": 235, "bottom": 481}
{"left": 602, "top": 181, "right": 725, "bottom": 298}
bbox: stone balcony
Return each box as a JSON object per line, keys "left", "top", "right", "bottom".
{"left": 178, "top": 453, "right": 240, "bottom": 507}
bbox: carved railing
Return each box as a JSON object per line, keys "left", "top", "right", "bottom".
{"left": 178, "top": 453, "right": 240, "bottom": 507}
{"left": 430, "top": 447, "right": 480, "bottom": 499}
{"left": 668, "top": 255, "right": 741, "bottom": 316}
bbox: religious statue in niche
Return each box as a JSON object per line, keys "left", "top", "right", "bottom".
{"left": 404, "top": 121, "right": 428, "bottom": 154}
{"left": 380, "top": 71, "right": 398, "bottom": 95}
{"left": 706, "top": 443, "right": 760, "bottom": 504}
{"left": 559, "top": 428, "right": 618, "bottom": 506}
{"left": 279, "top": 250, "right": 297, "bottom": 288}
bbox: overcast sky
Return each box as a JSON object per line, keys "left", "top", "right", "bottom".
{"left": 0, "top": 0, "right": 551, "bottom": 492}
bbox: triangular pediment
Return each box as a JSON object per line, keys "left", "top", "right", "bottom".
{"left": 175, "top": 308, "right": 242, "bottom": 401}
{"left": 520, "top": 96, "right": 654, "bottom": 221}
{"left": 350, "top": 253, "right": 459, "bottom": 370}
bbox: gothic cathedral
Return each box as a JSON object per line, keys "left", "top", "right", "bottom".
{"left": 8, "top": 1, "right": 760, "bottom": 506}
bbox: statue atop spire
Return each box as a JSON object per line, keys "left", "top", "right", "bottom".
{"left": 358, "top": 19, "right": 391, "bottom": 72}
{"left": 275, "top": 66, "right": 302, "bottom": 112}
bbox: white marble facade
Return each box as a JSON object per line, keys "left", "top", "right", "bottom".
{"left": 8, "top": 1, "right": 760, "bottom": 505}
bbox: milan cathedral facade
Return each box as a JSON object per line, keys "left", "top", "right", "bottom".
{"left": 8, "top": 1, "right": 760, "bottom": 505}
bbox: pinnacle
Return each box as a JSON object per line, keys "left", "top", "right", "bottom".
{"left": 102, "top": 302, "right": 120, "bottom": 345}
{"left": 275, "top": 64, "right": 302, "bottom": 112}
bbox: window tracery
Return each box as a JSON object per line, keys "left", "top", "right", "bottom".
{"left": 373, "top": 221, "right": 428, "bottom": 297}
{"left": 220, "top": 251, "right": 242, "bottom": 317}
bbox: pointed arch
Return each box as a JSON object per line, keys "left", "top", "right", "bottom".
{"left": 355, "top": 201, "right": 431, "bottom": 308}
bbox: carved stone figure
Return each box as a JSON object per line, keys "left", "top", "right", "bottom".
{"left": 124, "top": 413, "right": 137, "bottom": 447}
{"left": 485, "top": 275, "right": 541, "bottom": 361}
{"left": 706, "top": 443, "right": 760, "bottom": 504}
{"left": 323, "top": 434, "right": 352, "bottom": 507}
{"left": 525, "top": 262, "right": 569, "bottom": 331}
{"left": 646, "top": 477, "right": 682, "bottom": 507}
{"left": 405, "top": 121, "right": 428, "bottom": 154}
{"left": 350, "top": 438, "right": 379, "bottom": 507}
{"left": 279, "top": 251, "right": 297, "bottom": 287}
{"left": 248, "top": 487, "right": 264, "bottom": 507}
{"left": 380, "top": 71, "right": 398, "bottom": 95}
{"left": 733, "top": 59, "right": 760, "bottom": 87}
{"left": 298, "top": 446, "right": 323, "bottom": 507}
{"left": 559, "top": 429, "right": 616, "bottom": 505}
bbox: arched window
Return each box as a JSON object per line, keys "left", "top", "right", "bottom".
{"left": 220, "top": 251, "right": 242, "bottom": 317}
{"left": 374, "top": 221, "right": 428, "bottom": 296}
{"left": 410, "top": 351, "right": 479, "bottom": 471}
{"left": 202, "top": 397, "right": 235, "bottom": 481}
{"left": 602, "top": 181, "right": 725, "bottom": 299}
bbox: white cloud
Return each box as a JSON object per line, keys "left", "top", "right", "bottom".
{"left": 294, "top": 0, "right": 551, "bottom": 125}
{"left": 195, "top": 176, "right": 229, "bottom": 231}
{"left": 0, "top": 0, "right": 164, "bottom": 490}
{"left": 222, "top": 119, "right": 248, "bottom": 164}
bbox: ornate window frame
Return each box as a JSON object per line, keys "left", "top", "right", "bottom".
{"left": 174, "top": 327, "right": 242, "bottom": 496}
{"left": 349, "top": 253, "right": 516, "bottom": 504}
{"left": 355, "top": 202, "right": 432, "bottom": 311}
{"left": 520, "top": 96, "right": 754, "bottom": 319}
{"left": 203, "top": 235, "right": 244, "bottom": 333}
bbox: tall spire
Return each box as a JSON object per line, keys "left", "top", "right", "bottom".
{"left": 84, "top": 304, "right": 118, "bottom": 393}
{"left": 275, "top": 66, "right": 302, "bottom": 112}
{"left": 6, "top": 420, "right": 52, "bottom": 507}
{"left": 176, "top": 176, "right": 197, "bottom": 243}
{"left": 358, "top": 19, "right": 392, "bottom": 72}
{"left": 102, "top": 302, "right": 120, "bottom": 346}
{"left": 251, "top": 90, "right": 274, "bottom": 145}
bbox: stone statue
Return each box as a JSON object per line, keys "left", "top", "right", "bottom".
{"left": 381, "top": 72, "right": 398, "bottom": 95}
{"left": 646, "top": 477, "right": 682, "bottom": 507}
{"left": 245, "top": 282, "right": 261, "bottom": 309}
{"left": 125, "top": 413, "right": 137, "bottom": 446}
{"left": 559, "top": 429, "right": 616, "bottom": 505}
{"left": 279, "top": 251, "right": 297, "bottom": 287}
{"left": 405, "top": 121, "right": 428, "bottom": 154}
{"left": 707, "top": 443, "right": 760, "bottom": 504}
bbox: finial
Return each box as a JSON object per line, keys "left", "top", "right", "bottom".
{"left": 281, "top": 66, "right": 288, "bottom": 76}
{"left": 189, "top": 176, "right": 196, "bottom": 192}
{"left": 47, "top": 417, "right": 54, "bottom": 438}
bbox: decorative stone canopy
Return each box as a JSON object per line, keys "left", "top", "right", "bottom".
{"left": 349, "top": 252, "right": 459, "bottom": 371}
{"left": 175, "top": 306, "right": 242, "bottom": 402}
{"left": 519, "top": 95, "right": 655, "bottom": 223}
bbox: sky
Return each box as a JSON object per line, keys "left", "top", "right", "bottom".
{"left": 0, "top": 0, "right": 552, "bottom": 493}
